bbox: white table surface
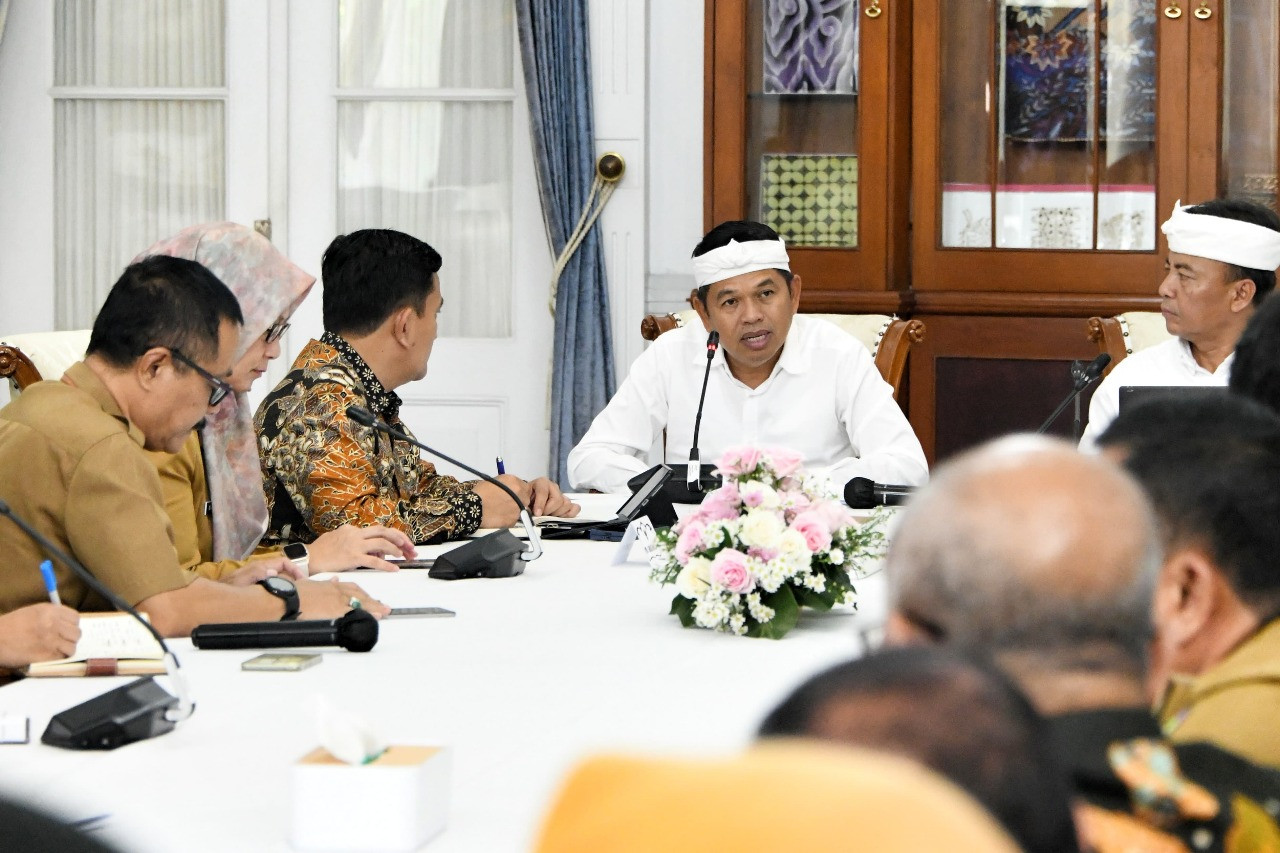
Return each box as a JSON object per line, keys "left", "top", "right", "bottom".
{"left": 0, "top": 496, "right": 887, "bottom": 852}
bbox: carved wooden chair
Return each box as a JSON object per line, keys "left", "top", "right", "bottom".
{"left": 0, "top": 330, "right": 93, "bottom": 394}
{"left": 1086, "top": 312, "right": 1173, "bottom": 375}
{"left": 640, "top": 310, "right": 926, "bottom": 401}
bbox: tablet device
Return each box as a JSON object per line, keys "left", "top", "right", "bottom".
{"left": 541, "top": 464, "right": 677, "bottom": 538}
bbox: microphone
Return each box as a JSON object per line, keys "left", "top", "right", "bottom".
{"left": 0, "top": 498, "right": 194, "bottom": 750}
{"left": 1035, "top": 353, "right": 1112, "bottom": 435}
{"left": 191, "top": 609, "right": 378, "bottom": 652}
{"left": 844, "top": 477, "right": 914, "bottom": 509}
{"left": 687, "top": 331, "right": 720, "bottom": 492}
{"left": 345, "top": 405, "right": 541, "bottom": 579}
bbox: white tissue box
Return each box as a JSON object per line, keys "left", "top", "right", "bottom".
{"left": 291, "top": 745, "right": 451, "bottom": 851}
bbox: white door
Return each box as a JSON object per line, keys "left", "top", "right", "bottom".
{"left": 280, "top": 0, "right": 554, "bottom": 481}
{"left": 0, "top": 0, "right": 271, "bottom": 335}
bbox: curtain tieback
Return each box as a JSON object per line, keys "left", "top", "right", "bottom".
{"left": 549, "top": 152, "right": 626, "bottom": 315}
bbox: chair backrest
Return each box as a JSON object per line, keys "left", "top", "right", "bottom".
{"left": 0, "top": 330, "right": 93, "bottom": 393}
{"left": 640, "top": 310, "right": 925, "bottom": 401}
{"left": 1087, "top": 312, "right": 1173, "bottom": 375}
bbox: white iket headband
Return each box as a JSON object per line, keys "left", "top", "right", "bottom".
{"left": 692, "top": 238, "right": 791, "bottom": 288}
{"left": 1161, "top": 200, "right": 1280, "bottom": 271}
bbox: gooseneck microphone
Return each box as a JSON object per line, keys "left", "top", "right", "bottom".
{"left": 0, "top": 498, "right": 194, "bottom": 749}
{"left": 1036, "top": 353, "right": 1112, "bottom": 435}
{"left": 191, "top": 609, "right": 378, "bottom": 652}
{"left": 687, "top": 331, "right": 720, "bottom": 492}
{"left": 345, "top": 405, "right": 541, "bottom": 579}
{"left": 844, "top": 478, "right": 914, "bottom": 509}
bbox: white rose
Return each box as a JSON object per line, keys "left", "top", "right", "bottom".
{"left": 675, "top": 556, "right": 713, "bottom": 598}
{"left": 778, "top": 528, "right": 809, "bottom": 556}
{"left": 739, "top": 508, "right": 785, "bottom": 549}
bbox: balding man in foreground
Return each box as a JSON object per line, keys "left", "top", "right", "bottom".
{"left": 886, "top": 437, "right": 1280, "bottom": 852}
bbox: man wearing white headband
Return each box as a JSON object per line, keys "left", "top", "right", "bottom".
{"left": 1080, "top": 199, "right": 1280, "bottom": 451}
{"left": 567, "top": 220, "right": 928, "bottom": 493}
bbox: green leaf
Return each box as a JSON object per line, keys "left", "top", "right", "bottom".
{"left": 670, "top": 595, "right": 696, "bottom": 628}
{"left": 749, "top": 585, "right": 799, "bottom": 639}
{"left": 793, "top": 583, "right": 834, "bottom": 612}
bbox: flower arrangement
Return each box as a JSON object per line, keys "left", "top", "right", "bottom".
{"left": 649, "top": 446, "right": 888, "bottom": 639}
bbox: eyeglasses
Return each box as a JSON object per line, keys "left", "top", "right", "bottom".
{"left": 169, "top": 349, "right": 234, "bottom": 407}
{"left": 264, "top": 319, "right": 291, "bottom": 344}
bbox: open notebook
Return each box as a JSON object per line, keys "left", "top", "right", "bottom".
{"left": 25, "top": 612, "right": 165, "bottom": 677}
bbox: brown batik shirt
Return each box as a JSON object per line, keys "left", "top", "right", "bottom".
{"left": 255, "top": 333, "right": 483, "bottom": 546}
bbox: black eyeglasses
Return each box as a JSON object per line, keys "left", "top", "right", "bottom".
{"left": 169, "top": 349, "right": 233, "bottom": 407}
{"left": 264, "top": 319, "right": 291, "bottom": 344}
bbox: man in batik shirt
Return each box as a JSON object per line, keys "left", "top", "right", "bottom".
{"left": 256, "top": 229, "right": 577, "bottom": 549}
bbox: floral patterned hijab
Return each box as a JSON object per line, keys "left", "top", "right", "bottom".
{"left": 137, "top": 223, "right": 315, "bottom": 560}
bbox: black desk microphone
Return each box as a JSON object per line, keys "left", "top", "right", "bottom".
{"left": 0, "top": 498, "right": 194, "bottom": 750}
{"left": 687, "top": 331, "right": 720, "bottom": 492}
{"left": 345, "top": 405, "right": 541, "bottom": 579}
{"left": 1036, "top": 353, "right": 1111, "bottom": 434}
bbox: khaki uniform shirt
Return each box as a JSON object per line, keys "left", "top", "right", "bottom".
{"left": 1160, "top": 618, "right": 1280, "bottom": 770}
{"left": 0, "top": 362, "right": 191, "bottom": 614}
{"left": 148, "top": 432, "right": 255, "bottom": 581}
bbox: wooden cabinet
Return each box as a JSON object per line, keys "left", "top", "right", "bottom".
{"left": 704, "top": 0, "right": 1279, "bottom": 461}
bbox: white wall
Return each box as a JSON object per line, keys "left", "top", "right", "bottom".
{"left": 645, "top": 0, "right": 704, "bottom": 318}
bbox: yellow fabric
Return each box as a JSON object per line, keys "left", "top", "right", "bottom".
{"left": 148, "top": 432, "right": 253, "bottom": 581}
{"left": 0, "top": 362, "right": 191, "bottom": 614}
{"left": 1121, "top": 312, "right": 1175, "bottom": 354}
{"left": 534, "top": 743, "right": 1021, "bottom": 853}
{"left": 1160, "top": 619, "right": 1280, "bottom": 770}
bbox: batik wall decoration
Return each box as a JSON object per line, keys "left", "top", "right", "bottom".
{"left": 760, "top": 153, "right": 858, "bottom": 248}
{"left": 1002, "top": 0, "right": 1155, "bottom": 143}
{"left": 763, "top": 0, "right": 858, "bottom": 95}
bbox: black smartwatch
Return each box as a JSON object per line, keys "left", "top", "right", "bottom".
{"left": 283, "top": 542, "right": 310, "bottom": 575}
{"left": 258, "top": 576, "right": 300, "bottom": 621}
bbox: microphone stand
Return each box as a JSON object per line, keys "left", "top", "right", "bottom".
{"left": 1036, "top": 354, "right": 1112, "bottom": 435}
{"left": 345, "top": 406, "right": 541, "bottom": 579}
{"left": 0, "top": 498, "right": 194, "bottom": 749}
{"left": 686, "top": 331, "right": 720, "bottom": 493}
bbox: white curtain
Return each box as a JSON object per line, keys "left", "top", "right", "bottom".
{"left": 54, "top": 0, "right": 225, "bottom": 329}
{"left": 337, "top": 0, "right": 514, "bottom": 338}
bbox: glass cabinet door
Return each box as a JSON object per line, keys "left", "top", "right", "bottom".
{"left": 1219, "top": 0, "right": 1279, "bottom": 210}
{"left": 706, "top": 0, "right": 908, "bottom": 302}
{"left": 914, "top": 0, "right": 1180, "bottom": 293}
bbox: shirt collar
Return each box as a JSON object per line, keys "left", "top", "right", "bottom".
{"left": 320, "top": 331, "right": 402, "bottom": 421}
{"left": 1175, "top": 338, "right": 1235, "bottom": 377}
{"left": 62, "top": 361, "right": 147, "bottom": 448}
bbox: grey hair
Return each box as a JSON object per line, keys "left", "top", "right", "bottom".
{"left": 887, "top": 437, "right": 1162, "bottom": 677}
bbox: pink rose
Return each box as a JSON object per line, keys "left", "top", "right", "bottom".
{"left": 769, "top": 448, "right": 805, "bottom": 478}
{"left": 698, "top": 484, "right": 741, "bottom": 521}
{"left": 791, "top": 511, "right": 832, "bottom": 553}
{"left": 675, "top": 519, "right": 707, "bottom": 563}
{"left": 815, "top": 500, "right": 855, "bottom": 533}
{"left": 748, "top": 545, "right": 779, "bottom": 563}
{"left": 717, "top": 446, "right": 763, "bottom": 477}
{"left": 710, "top": 549, "right": 755, "bottom": 594}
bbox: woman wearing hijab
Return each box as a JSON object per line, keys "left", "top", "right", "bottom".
{"left": 142, "top": 223, "right": 415, "bottom": 582}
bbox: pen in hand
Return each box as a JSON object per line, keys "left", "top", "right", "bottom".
{"left": 39, "top": 559, "right": 61, "bottom": 606}
{"left": 496, "top": 456, "right": 506, "bottom": 476}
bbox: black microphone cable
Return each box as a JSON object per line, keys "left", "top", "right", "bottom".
{"left": 0, "top": 498, "right": 194, "bottom": 722}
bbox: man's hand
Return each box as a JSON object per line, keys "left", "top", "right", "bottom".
{"left": 295, "top": 577, "right": 390, "bottom": 619}
{"left": 474, "top": 474, "right": 534, "bottom": 528}
{"left": 222, "top": 555, "right": 306, "bottom": 585}
{"left": 307, "top": 524, "right": 416, "bottom": 573}
{"left": 0, "top": 603, "right": 81, "bottom": 668}
{"left": 527, "top": 477, "right": 580, "bottom": 518}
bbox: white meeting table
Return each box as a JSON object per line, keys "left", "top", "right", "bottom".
{"left": 0, "top": 500, "right": 888, "bottom": 852}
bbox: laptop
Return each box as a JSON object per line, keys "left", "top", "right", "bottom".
{"left": 1118, "top": 385, "right": 1227, "bottom": 412}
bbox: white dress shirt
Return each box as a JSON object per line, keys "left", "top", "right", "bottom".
{"left": 1079, "top": 337, "right": 1234, "bottom": 452}
{"left": 567, "top": 315, "right": 929, "bottom": 492}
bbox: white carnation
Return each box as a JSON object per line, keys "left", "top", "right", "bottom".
{"left": 778, "top": 528, "right": 810, "bottom": 556}
{"left": 827, "top": 548, "right": 845, "bottom": 565}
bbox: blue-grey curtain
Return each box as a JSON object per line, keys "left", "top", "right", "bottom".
{"left": 516, "top": 0, "right": 616, "bottom": 486}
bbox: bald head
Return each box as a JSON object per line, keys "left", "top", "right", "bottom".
{"left": 888, "top": 437, "right": 1162, "bottom": 680}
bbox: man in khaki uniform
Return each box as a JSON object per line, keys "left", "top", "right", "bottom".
{"left": 1097, "top": 393, "right": 1280, "bottom": 769}
{"left": 0, "top": 256, "right": 384, "bottom": 637}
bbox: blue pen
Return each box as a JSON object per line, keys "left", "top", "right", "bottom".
{"left": 39, "top": 559, "right": 61, "bottom": 607}
{"left": 496, "top": 456, "right": 506, "bottom": 476}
